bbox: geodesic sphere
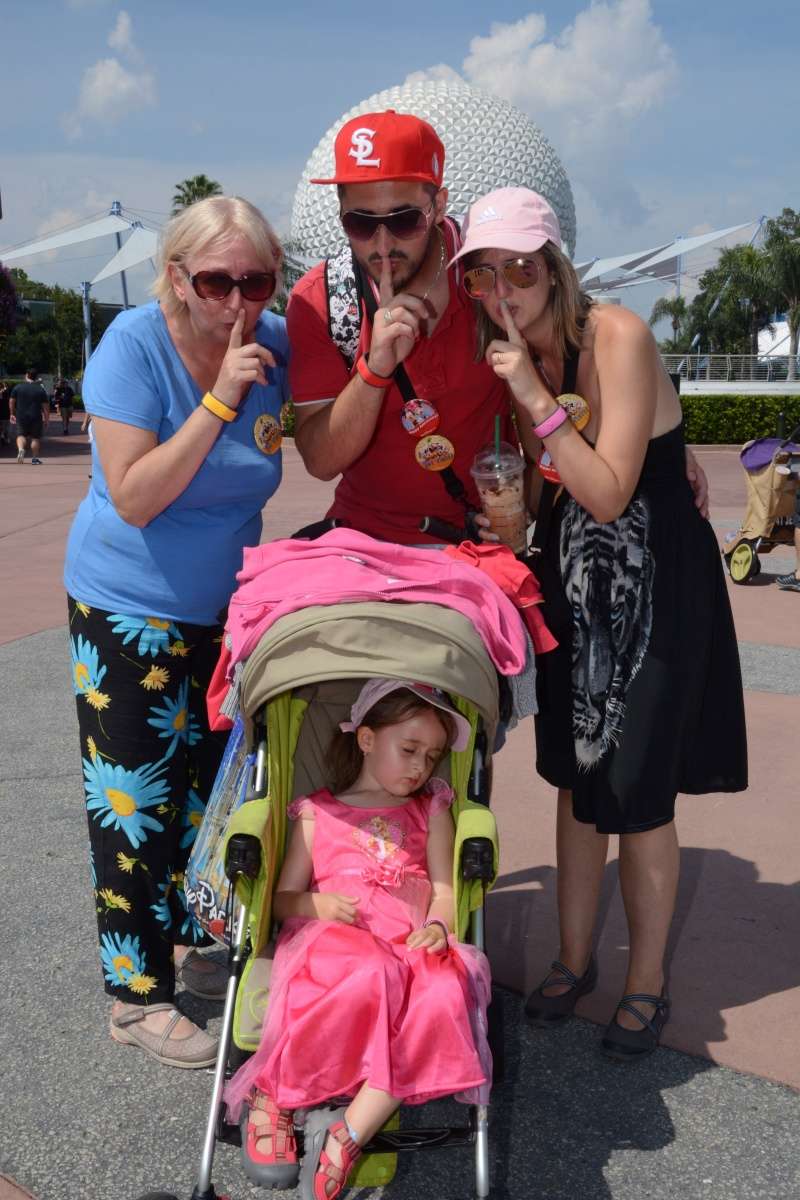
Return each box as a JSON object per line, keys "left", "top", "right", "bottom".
{"left": 290, "top": 79, "right": 576, "bottom": 260}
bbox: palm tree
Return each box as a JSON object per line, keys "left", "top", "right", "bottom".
{"left": 715, "top": 245, "right": 778, "bottom": 376}
{"left": 649, "top": 295, "right": 689, "bottom": 346}
{"left": 171, "top": 175, "right": 223, "bottom": 215}
{"left": 763, "top": 210, "right": 800, "bottom": 380}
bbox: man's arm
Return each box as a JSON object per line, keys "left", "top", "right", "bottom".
{"left": 289, "top": 258, "right": 427, "bottom": 481}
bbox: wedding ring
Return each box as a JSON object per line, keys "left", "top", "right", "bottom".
{"left": 384, "top": 308, "right": 394, "bottom": 324}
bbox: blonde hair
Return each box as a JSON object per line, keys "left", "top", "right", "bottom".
{"left": 471, "top": 240, "right": 594, "bottom": 361}
{"left": 152, "top": 196, "right": 284, "bottom": 319}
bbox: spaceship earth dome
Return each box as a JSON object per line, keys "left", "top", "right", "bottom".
{"left": 290, "top": 79, "right": 576, "bottom": 260}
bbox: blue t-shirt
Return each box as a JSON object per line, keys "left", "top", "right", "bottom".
{"left": 64, "top": 302, "right": 289, "bottom": 625}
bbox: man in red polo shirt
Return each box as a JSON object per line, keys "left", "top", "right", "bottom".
{"left": 287, "top": 110, "right": 515, "bottom": 544}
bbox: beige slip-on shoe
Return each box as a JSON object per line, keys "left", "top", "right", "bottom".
{"left": 110, "top": 1002, "right": 218, "bottom": 1068}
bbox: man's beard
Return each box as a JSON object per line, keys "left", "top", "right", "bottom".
{"left": 361, "top": 228, "right": 436, "bottom": 293}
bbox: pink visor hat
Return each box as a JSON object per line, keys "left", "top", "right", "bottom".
{"left": 339, "top": 678, "right": 471, "bottom": 751}
{"left": 449, "top": 186, "right": 562, "bottom": 267}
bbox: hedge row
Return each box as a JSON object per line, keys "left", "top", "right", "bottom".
{"left": 680, "top": 395, "right": 800, "bottom": 444}
{"left": 280, "top": 395, "right": 800, "bottom": 445}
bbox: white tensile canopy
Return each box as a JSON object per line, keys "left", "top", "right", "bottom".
{"left": 580, "top": 221, "right": 761, "bottom": 297}
{"left": 0, "top": 203, "right": 160, "bottom": 363}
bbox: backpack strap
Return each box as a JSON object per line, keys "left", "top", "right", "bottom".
{"left": 325, "top": 243, "right": 362, "bottom": 368}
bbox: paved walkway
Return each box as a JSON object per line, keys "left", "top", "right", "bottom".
{"left": 1, "top": 424, "right": 798, "bottom": 1200}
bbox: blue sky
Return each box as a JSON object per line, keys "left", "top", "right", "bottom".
{"left": 0, "top": 0, "right": 796, "bottom": 316}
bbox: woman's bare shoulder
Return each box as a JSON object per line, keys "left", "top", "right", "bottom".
{"left": 590, "top": 302, "right": 653, "bottom": 346}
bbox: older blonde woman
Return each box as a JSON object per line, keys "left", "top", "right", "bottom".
{"left": 64, "top": 197, "right": 288, "bottom": 1067}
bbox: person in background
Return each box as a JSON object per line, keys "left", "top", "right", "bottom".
{"left": 64, "top": 195, "right": 289, "bottom": 1068}
{"left": 54, "top": 376, "right": 75, "bottom": 434}
{"left": 0, "top": 378, "right": 11, "bottom": 446}
{"left": 10, "top": 367, "right": 49, "bottom": 464}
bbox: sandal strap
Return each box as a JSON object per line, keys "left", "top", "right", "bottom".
{"left": 112, "top": 1001, "right": 176, "bottom": 1029}
{"left": 315, "top": 1122, "right": 362, "bottom": 1198}
{"left": 542, "top": 959, "right": 580, "bottom": 989}
{"left": 617, "top": 992, "right": 670, "bottom": 1036}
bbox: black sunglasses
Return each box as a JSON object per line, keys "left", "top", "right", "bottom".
{"left": 462, "top": 257, "right": 541, "bottom": 299}
{"left": 187, "top": 269, "right": 277, "bottom": 302}
{"left": 340, "top": 202, "right": 434, "bottom": 242}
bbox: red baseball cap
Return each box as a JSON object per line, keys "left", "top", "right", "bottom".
{"left": 311, "top": 110, "right": 445, "bottom": 187}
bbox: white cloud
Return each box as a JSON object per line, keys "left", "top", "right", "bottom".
{"left": 108, "top": 10, "right": 137, "bottom": 58}
{"left": 406, "top": 0, "right": 677, "bottom": 227}
{"left": 61, "top": 12, "right": 155, "bottom": 139}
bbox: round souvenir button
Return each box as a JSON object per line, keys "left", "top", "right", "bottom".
{"left": 415, "top": 434, "right": 455, "bottom": 472}
{"left": 558, "top": 393, "right": 590, "bottom": 432}
{"left": 253, "top": 412, "right": 282, "bottom": 455}
{"left": 401, "top": 398, "right": 440, "bottom": 438}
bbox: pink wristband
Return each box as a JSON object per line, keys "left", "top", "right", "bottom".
{"left": 532, "top": 405, "right": 569, "bottom": 439}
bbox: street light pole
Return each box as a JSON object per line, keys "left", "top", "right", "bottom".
{"left": 81, "top": 281, "right": 92, "bottom": 367}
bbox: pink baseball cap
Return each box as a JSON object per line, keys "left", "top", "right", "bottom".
{"left": 339, "top": 678, "right": 471, "bottom": 751}
{"left": 449, "top": 187, "right": 561, "bottom": 266}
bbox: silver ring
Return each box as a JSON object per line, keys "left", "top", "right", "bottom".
{"left": 384, "top": 308, "right": 394, "bottom": 324}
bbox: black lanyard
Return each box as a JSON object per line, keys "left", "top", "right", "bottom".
{"left": 356, "top": 260, "right": 474, "bottom": 516}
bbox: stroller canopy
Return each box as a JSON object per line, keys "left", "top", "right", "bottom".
{"left": 240, "top": 600, "right": 501, "bottom": 748}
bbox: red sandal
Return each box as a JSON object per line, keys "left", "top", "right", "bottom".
{"left": 300, "top": 1107, "right": 362, "bottom": 1200}
{"left": 240, "top": 1088, "right": 299, "bottom": 1189}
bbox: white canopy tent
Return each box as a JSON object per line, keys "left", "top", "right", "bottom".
{"left": 0, "top": 202, "right": 160, "bottom": 364}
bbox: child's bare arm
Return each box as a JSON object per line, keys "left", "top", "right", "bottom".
{"left": 407, "top": 806, "right": 456, "bottom": 953}
{"left": 273, "top": 814, "right": 358, "bottom": 924}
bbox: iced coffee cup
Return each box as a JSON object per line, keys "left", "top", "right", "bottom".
{"left": 470, "top": 441, "right": 528, "bottom": 555}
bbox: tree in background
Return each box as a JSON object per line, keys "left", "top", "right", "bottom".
{"left": 648, "top": 294, "right": 689, "bottom": 351}
{"left": 171, "top": 175, "right": 223, "bottom": 215}
{"left": 1, "top": 269, "right": 116, "bottom": 379}
{"left": 0, "top": 263, "right": 18, "bottom": 336}
{"left": 762, "top": 208, "right": 800, "bottom": 380}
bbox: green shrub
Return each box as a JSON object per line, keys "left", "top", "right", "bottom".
{"left": 680, "top": 395, "right": 800, "bottom": 444}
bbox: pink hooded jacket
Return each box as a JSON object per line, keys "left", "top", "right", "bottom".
{"left": 225, "top": 529, "right": 527, "bottom": 675}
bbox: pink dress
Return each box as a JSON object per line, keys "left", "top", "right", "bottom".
{"left": 225, "top": 780, "right": 492, "bottom": 1120}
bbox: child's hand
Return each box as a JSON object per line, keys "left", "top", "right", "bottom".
{"left": 473, "top": 512, "right": 499, "bottom": 543}
{"left": 406, "top": 923, "right": 448, "bottom": 955}
{"left": 312, "top": 892, "right": 359, "bottom": 924}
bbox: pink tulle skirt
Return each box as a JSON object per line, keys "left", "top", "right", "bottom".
{"left": 225, "top": 918, "right": 492, "bottom": 1120}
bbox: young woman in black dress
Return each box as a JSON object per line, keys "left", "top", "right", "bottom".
{"left": 453, "top": 187, "right": 747, "bottom": 1059}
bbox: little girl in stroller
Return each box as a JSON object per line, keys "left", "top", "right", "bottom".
{"left": 224, "top": 678, "right": 492, "bottom": 1199}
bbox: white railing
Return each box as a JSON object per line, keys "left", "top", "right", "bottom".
{"left": 662, "top": 354, "right": 799, "bottom": 383}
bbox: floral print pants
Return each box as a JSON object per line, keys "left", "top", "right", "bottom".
{"left": 68, "top": 596, "right": 229, "bottom": 1004}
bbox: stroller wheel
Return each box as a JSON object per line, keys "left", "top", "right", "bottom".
{"left": 728, "top": 539, "right": 759, "bottom": 584}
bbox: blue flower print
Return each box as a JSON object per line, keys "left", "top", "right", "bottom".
{"left": 70, "top": 634, "right": 107, "bottom": 696}
{"left": 151, "top": 872, "right": 173, "bottom": 930}
{"left": 106, "top": 613, "right": 183, "bottom": 657}
{"left": 84, "top": 757, "right": 169, "bottom": 849}
{"left": 147, "top": 679, "right": 201, "bottom": 757}
{"left": 180, "top": 789, "right": 206, "bottom": 850}
{"left": 100, "top": 931, "right": 146, "bottom": 987}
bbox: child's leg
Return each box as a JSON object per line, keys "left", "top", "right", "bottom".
{"left": 324, "top": 1084, "right": 399, "bottom": 1169}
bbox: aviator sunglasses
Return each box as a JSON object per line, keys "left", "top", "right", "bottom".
{"left": 340, "top": 201, "right": 435, "bottom": 242}
{"left": 185, "top": 268, "right": 277, "bottom": 302}
{"left": 462, "top": 256, "right": 541, "bottom": 300}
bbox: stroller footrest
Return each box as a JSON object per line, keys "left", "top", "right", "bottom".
{"left": 364, "top": 1125, "right": 474, "bottom": 1153}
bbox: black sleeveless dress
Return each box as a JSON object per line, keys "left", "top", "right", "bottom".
{"left": 534, "top": 422, "right": 748, "bottom": 834}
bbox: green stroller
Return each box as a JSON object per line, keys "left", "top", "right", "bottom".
{"left": 148, "top": 597, "right": 502, "bottom": 1200}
